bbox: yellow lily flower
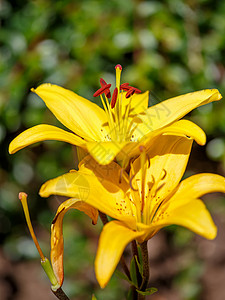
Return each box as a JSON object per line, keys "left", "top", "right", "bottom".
{"left": 39, "top": 133, "right": 225, "bottom": 288}
{"left": 9, "top": 65, "right": 222, "bottom": 165}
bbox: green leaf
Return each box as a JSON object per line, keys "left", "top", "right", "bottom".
{"left": 130, "top": 257, "right": 138, "bottom": 288}
{"left": 137, "top": 244, "right": 143, "bottom": 266}
{"left": 136, "top": 287, "right": 158, "bottom": 296}
{"left": 134, "top": 255, "right": 143, "bottom": 277}
{"left": 126, "top": 287, "right": 133, "bottom": 300}
{"left": 115, "top": 270, "right": 133, "bottom": 286}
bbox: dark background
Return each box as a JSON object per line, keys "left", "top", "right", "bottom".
{"left": 0, "top": 0, "right": 225, "bottom": 299}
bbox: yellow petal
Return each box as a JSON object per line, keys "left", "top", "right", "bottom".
{"left": 95, "top": 220, "right": 143, "bottom": 288}
{"left": 39, "top": 171, "right": 136, "bottom": 228}
{"left": 154, "top": 198, "right": 217, "bottom": 240}
{"left": 120, "top": 90, "right": 149, "bottom": 118}
{"left": 51, "top": 198, "right": 98, "bottom": 286}
{"left": 128, "top": 119, "right": 206, "bottom": 162}
{"left": 132, "top": 135, "right": 193, "bottom": 220}
{"left": 154, "top": 119, "right": 206, "bottom": 145}
{"left": 86, "top": 141, "right": 128, "bottom": 165}
{"left": 32, "top": 84, "right": 109, "bottom": 141}
{"left": 134, "top": 89, "right": 222, "bottom": 134}
{"left": 78, "top": 155, "right": 129, "bottom": 191}
{"left": 9, "top": 124, "right": 85, "bottom": 154}
{"left": 168, "top": 173, "right": 225, "bottom": 203}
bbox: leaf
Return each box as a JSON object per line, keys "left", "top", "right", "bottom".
{"left": 136, "top": 287, "right": 158, "bottom": 296}
{"left": 92, "top": 294, "right": 97, "bottom": 300}
{"left": 134, "top": 255, "right": 143, "bottom": 277}
{"left": 130, "top": 257, "right": 138, "bottom": 288}
{"left": 137, "top": 244, "right": 143, "bottom": 266}
{"left": 115, "top": 270, "right": 133, "bottom": 286}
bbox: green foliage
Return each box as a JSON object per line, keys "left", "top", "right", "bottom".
{"left": 1, "top": 0, "right": 225, "bottom": 299}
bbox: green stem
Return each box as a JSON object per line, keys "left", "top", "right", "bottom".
{"left": 139, "top": 241, "right": 149, "bottom": 291}
{"left": 51, "top": 287, "right": 70, "bottom": 300}
{"left": 131, "top": 240, "right": 142, "bottom": 287}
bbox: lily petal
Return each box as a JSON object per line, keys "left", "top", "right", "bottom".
{"left": 95, "top": 220, "right": 143, "bottom": 288}
{"left": 119, "top": 120, "right": 206, "bottom": 164}
{"left": 78, "top": 155, "right": 129, "bottom": 191}
{"left": 134, "top": 89, "right": 222, "bottom": 134}
{"left": 40, "top": 171, "right": 136, "bottom": 228}
{"left": 86, "top": 141, "right": 128, "bottom": 165}
{"left": 32, "top": 84, "right": 108, "bottom": 141}
{"left": 154, "top": 198, "right": 217, "bottom": 240}
{"left": 51, "top": 198, "right": 98, "bottom": 286}
{"left": 9, "top": 124, "right": 85, "bottom": 154}
{"left": 120, "top": 91, "right": 149, "bottom": 118}
{"left": 169, "top": 173, "right": 225, "bottom": 201}
{"left": 132, "top": 135, "right": 193, "bottom": 220}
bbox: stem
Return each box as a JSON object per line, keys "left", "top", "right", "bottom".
{"left": 52, "top": 287, "right": 70, "bottom": 300}
{"left": 131, "top": 240, "right": 142, "bottom": 287}
{"left": 139, "top": 241, "right": 149, "bottom": 291}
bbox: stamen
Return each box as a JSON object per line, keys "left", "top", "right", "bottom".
{"left": 139, "top": 146, "right": 147, "bottom": 212}
{"left": 119, "top": 168, "right": 124, "bottom": 184}
{"left": 111, "top": 87, "right": 118, "bottom": 109}
{"left": 93, "top": 83, "right": 111, "bottom": 97}
{"left": 161, "top": 169, "right": 167, "bottom": 180}
{"left": 100, "top": 78, "right": 111, "bottom": 98}
{"left": 120, "top": 83, "right": 130, "bottom": 91}
{"left": 129, "top": 174, "right": 138, "bottom": 191}
{"left": 125, "top": 88, "right": 136, "bottom": 98}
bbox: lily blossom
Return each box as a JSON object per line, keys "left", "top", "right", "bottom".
{"left": 9, "top": 65, "right": 222, "bottom": 165}
{"left": 39, "top": 134, "right": 225, "bottom": 288}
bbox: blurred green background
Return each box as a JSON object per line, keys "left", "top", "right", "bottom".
{"left": 0, "top": 0, "right": 225, "bottom": 299}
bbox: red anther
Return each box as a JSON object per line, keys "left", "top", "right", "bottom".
{"left": 134, "top": 88, "right": 142, "bottom": 94}
{"left": 115, "top": 64, "right": 122, "bottom": 70}
{"left": 100, "top": 78, "right": 111, "bottom": 98}
{"left": 120, "top": 83, "right": 131, "bottom": 91}
{"left": 125, "top": 87, "right": 136, "bottom": 98}
{"left": 93, "top": 83, "right": 111, "bottom": 97}
{"left": 111, "top": 87, "right": 118, "bottom": 108}
{"left": 100, "top": 78, "right": 107, "bottom": 86}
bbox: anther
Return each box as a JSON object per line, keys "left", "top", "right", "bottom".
{"left": 126, "top": 87, "right": 136, "bottom": 99}
{"left": 111, "top": 87, "right": 118, "bottom": 108}
{"left": 100, "top": 78, "right": 111, "bottom": 98}
{"left": 119, "top": 168, "right": 124, "bottom": 184}
{"left": 161, "top": 169, "right": 167, "bottom": 180}
{"left": 93, "top": 83, "right": 111, "bottom": 97}
{"left": 120, "top": 83, "right": 130, "bottom": 91}
{"left": 129, "top": 174, "right": 138, "bottom": 191}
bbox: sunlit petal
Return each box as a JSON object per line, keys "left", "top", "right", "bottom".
{"left": 39, "top": 171, "right": 136, "bottom": 228}
{"left": 32, "top": 84, "right": 109, "bottom": 141}
{"left": 86, "top": 141, "right": 128, "bottom": 165}
{"left": 132, "top": 135, "right": 193, "bottom": 220}
{"left": 154, "top": 198, "right": 217, "bottom": 240}
{"left": 134, "top": 89, "right": 222, "bottom": 135}
{"left": 95, "top": 220, "right": 143, "bottom": 288}
{"left": 9, "top": 124, "right": 85, "bottom": 154}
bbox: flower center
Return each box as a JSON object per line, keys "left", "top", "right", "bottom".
{"left": 93, "top": 64, "right": 141, "bottom": 143}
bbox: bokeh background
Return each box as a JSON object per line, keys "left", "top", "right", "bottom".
{"left": 1, "top": 0, "right": 225, "bottom": 299}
